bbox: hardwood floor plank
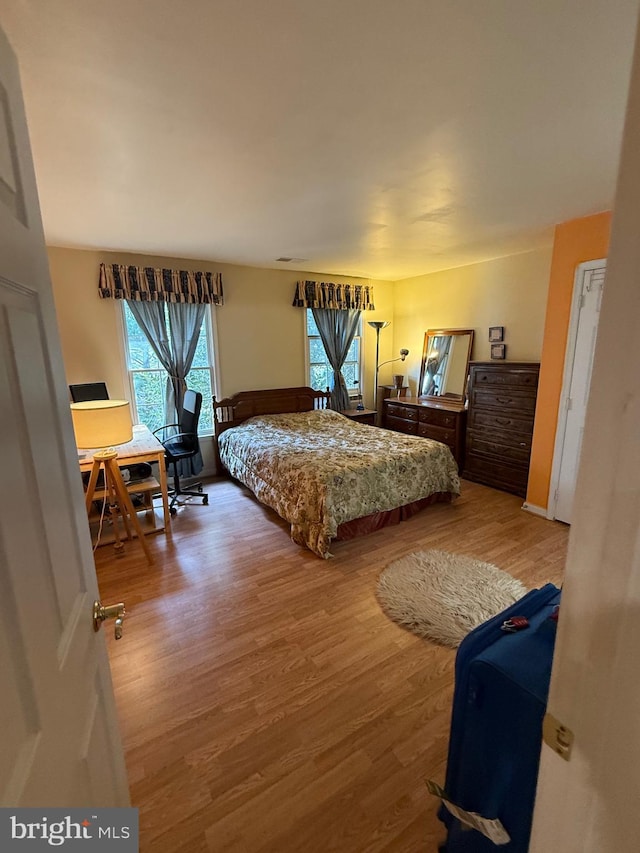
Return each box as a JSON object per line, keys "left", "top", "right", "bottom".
{"left": 94, "top": 477, "right": 568, "bottom": 851}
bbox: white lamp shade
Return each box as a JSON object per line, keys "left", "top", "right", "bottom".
{"left": 70, "top": 400, "right": 133, "bottom": 449}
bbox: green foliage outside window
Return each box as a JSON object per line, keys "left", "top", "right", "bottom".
{"left": 123, "top": 303, "right": 214, "bottom": 433}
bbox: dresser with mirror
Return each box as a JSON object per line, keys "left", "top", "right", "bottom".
{"left": 382, "top": 329, "right": 474, "bottom": 471}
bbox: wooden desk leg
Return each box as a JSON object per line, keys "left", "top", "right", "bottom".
{"left": 105, "top": 458, "right": 154, "bottom": 565}
{"left": 105, "top": 470, "right": 125, "bottom": 556}
{"left": 84, "top": 459, "right": 102, "bottom": 515}
{"left": 85, "top": 460, "right": 126, "bottom": 557}
{"left": 113, "top": 473, "right": 133, "bottom": 542}
{"left": 157, "top": 452, "right": 171, "bottom": 531}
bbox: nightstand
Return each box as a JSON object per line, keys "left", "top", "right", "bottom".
{"left": 340, "top": 408, "right": 377, "bottom": 426}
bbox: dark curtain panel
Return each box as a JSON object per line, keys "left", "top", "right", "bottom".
{"left": 311, "top": 308, "right": 361, "bottom": 411}
{"left": 167, "top": 302, "right": 206, "bottom": 415}
{"left": 127, "top": 300, "right": 206, "bottom": 477}
{"left": 167, "top": 302, "right": 206, "bottom": 476}
{"left": 126, "top": 300, "right": 176, "bottom": 424}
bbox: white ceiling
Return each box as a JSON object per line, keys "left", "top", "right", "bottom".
{"left": 2, "top": 0, "right": 638, "bottom": 280}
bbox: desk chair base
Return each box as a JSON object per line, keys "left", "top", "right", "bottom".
{"left": 168, "top": 472, "right": 208, "bottom": 515}
{"left": 154, "top": 390, "right": 207, "bottom": 516}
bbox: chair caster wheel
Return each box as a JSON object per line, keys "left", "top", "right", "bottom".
{"left": 202, "top": 496, "right": 209, "bottom": 505}
{"left": 170, "top": 506, "right": 177, "bottom": 516}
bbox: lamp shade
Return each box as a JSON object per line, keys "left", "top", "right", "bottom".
{"left": 70, "top": 400, "right": 133, "bottom": 449}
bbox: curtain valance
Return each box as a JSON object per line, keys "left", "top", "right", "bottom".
{"left": 98, "top": 263, "right": 224, "bottom": 305}
{"left": 292, "top": 280, "right": 375, "bottom": 311}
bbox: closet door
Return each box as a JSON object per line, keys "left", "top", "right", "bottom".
{"left": 551, "top": 261, "right": 606, "bottom": 524}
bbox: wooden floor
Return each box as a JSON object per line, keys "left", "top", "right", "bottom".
{"left": 95, "top": 478, "right": 568, "bottom": 853}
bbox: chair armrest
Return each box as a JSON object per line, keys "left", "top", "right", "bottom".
{"left": 152, "top": 423, "right": 181, "bottom": 438}
{"left": 162, "top": 431, "right": 198, "bottom": 443}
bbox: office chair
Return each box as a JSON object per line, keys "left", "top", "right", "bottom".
{"left": 153, "top": 389, "right": 208, "bottom": 514}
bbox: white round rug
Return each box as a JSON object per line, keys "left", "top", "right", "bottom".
{"left": 377, "top": 549, "right": 528, "bottom": 647}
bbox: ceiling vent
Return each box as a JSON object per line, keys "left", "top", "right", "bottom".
{"left": 276, "top": 256, "right": 307, "bottom": 263}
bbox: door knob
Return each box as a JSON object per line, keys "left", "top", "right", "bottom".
{"left": 93, "top": 600, "right": 126, "bottom": 640}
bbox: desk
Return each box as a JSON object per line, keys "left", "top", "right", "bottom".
{"left": 78, "top": 424, "right": 171, "bottom": 532}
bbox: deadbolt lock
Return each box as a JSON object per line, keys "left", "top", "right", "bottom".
{"left": 93, "top": 600, "right": 126, "bottom": 640}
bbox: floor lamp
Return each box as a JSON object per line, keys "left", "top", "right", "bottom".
{"left": 368, "top": 320, "right": 390, "bottom": 410}
{"left": 71, "top": 399, "right": 153, "bottom": 564}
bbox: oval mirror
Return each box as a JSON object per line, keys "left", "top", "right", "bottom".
{"left": 418, "top": 329, "right": 474, "bottom": 400}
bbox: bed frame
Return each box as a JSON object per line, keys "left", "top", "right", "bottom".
{"left": 213, "top": 386, "right": 331, "bottom": 437}
{"left": 212, "top": 386, "right": 453, "bottom": 554}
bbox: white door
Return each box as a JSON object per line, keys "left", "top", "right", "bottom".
{"left": 0, "top": 27, "right": 129, "bottom": 805}
{"left": 530, "top": 7, "right": 640, "bottom": 848}
{"left": 551, "top": 261, "right": 606, "bottom": 523}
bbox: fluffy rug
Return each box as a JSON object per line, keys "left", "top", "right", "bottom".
{"left": 377, "top": 549, "right": 527, "bottom": 647}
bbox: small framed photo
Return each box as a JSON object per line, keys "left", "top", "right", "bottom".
{"left": 489, "top": 326, "right": 504, "bottom": 342}
{"left": 491, "top": 343, "right": 506, "bottom": 360}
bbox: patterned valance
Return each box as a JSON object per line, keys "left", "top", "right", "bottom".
{"left": 292, "top": 280, "right": 375, "bottom": 311}
{"left": 98, "top": 263, "right": 224, "bottom": 305}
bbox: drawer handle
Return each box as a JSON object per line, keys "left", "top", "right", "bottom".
{"left": 496, "top": 417, "right": 510, "bottom": 425}
{"left": 496, "top": 396, "right": 511, "bottom": 404}
{"left": 519, "top": 442, "right": 527, "bottom": 447}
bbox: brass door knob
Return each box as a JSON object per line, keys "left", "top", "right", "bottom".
{"left": 93, "top": 600, "right": 126, "bottom": 639}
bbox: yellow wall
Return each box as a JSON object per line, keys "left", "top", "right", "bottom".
{"left": 527, "top": 211, "right": 612, "bottom": 509}
{"left": 48, "top": 220, "right": 609, "bottom": 498}
{"left": 391, "top": 248, "right": 553, "bottom": 394}
{"left": 48, "top": 248, "right": 130, "bottom": 399}
{"left": 47, "top": 246, "right": 394, "bottom": 407}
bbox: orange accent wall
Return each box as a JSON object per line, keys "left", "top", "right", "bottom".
{"left": 527, "top": 211, "right": 612, "bottom": 509}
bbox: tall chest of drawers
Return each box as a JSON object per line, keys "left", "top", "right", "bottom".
{"left": 464, "top": 362, "right": 540, "bottom": 497}
{"left": 383, "top": 397, "right": 467, "bottom": 470}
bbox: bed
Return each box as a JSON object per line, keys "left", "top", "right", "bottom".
{"left": 213, "top": 387, "right": 460, "bottom": 558}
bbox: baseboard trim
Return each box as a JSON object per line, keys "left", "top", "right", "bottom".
{"left": 521, "top": 502, "right": 548, "bottom": 518}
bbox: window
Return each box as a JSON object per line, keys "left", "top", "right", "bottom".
{"left": 121, "top": 302, "right": 215, "bottom": 434}
{"left": 306, "top": 310, "right": 362, "bottom": 398}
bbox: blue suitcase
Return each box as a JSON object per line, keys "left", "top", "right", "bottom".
{"left": 437, "top": 583, "right": 561, "bottom": 852}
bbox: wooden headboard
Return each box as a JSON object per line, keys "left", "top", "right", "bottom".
{"left": 213, "top": 386, "right": 331, "bottom": 437}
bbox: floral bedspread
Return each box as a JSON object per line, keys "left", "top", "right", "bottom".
{"left": 218, "top": 409, "right": 460, "bottom": 558}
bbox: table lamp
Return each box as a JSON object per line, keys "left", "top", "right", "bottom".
{"left": 71, "top": 400, "right": 153, "bottom": 563}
